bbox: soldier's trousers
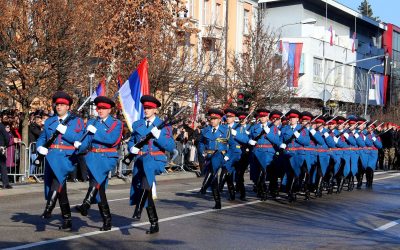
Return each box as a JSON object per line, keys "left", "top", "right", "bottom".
{"left": 383, "top": 148, "right": 396, "bottom": 170}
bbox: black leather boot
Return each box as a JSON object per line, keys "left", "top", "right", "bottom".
{"left": 146, "top": 206, "right": 159, "bottom": 234}
{"left": 211, "top": 176, "right": 221, "bottom": 209}
{"left": 366, "top": 169, "right": 374, "bottom": 188}
{"left": 219, "top": 169, "right": 227, "bottom": 192}
{"left": 132, "top": 190, "right": 148, "bottom": 220}
{"left": 41, "top": 191, "right": 58, "bottom": 219}
{"left": 226, "top": 173, "right": 235, "bottom": 201}
{"left": 200, "top": 171, "right": 213, "bottom": 194}
{"left": 257, "top": 171, "right": 267, "bottom": 201}
{"left": 59, "top": 203, "right": 72, "bottom": 231}
{"left": 356, "top": 173, "right": 364, "bottom": 189}
{"left": 98, "top": 202, "right": 112, "bottom": 231}
{"left": 75, "top": 186, "right": 98, "bottom": 216}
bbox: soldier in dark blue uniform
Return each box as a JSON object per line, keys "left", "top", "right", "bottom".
{"left": 198, "top": 109, "right": 229, "bottom": 209}
{"left": 37, "top": 91, "right": 84, "bottom": 231}
{"left": 235, "top": 111, "right": 251, "bottom": 200}
{"left": 365, "top": 122, "right": 383, "bottom": 188}
{"left": 219, "top": 108, "right": 249, "bottom": 200}
{"left": 74, "top": 96, "right": 122, "bottom": 231}
{"left": 127, "top": 95, "right": 175, "bottom": 234}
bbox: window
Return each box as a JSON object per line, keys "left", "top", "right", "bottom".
{"left": 203, "top": 0, "right": 210, "bottom": 25}
{"left": 344, "top": 65, "right": 354, "bottom": 88}
{"left": 313, "top": 58, "right": 323, "bottom": 83}
{"left": 243, "top": 10, "right": 249, "bottom": 35}
{"left": 334, "top": 62, "right": 343, "bottom": 86}
{"left": 215, "top": 3, "right": 222, "bottom": 26}
{"left": 324, "top": 59, "right": 334, "bottom": 85}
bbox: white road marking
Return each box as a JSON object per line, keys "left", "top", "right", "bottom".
{"left": 374, "top": 219, "right": 400, "bottom": 231}
{"left": 5, "top": 200, "right": 261, "bottom": 250}
{"left": 373, "top": 173, "right": 400, "bottom": 181}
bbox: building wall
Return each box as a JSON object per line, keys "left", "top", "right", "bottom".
{"left": 261, "top": 0, "right": 387, "bottom": 107}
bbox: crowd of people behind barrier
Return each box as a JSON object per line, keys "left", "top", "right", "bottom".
{"left": 1, "top": 108, "right": 400, "bottom": 189}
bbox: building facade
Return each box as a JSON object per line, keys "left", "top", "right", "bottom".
{"left": 383, "top": 23, "right": 400, "bottom": 106}
{"left": 260, "top": 0, "right": 388, "bottom": 114}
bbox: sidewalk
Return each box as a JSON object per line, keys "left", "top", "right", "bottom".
{"left": 0, "top": 171, "right": 198, "bottom": 197}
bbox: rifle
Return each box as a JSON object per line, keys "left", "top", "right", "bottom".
{"left": 123, "top": 106, "right": 189, "bottom": 165}
{"left": 376, "top": 127, "right": 393, "bottom": 137}
{"left": 367, "top": 120, "right": 378, "bottom": 128}
{"left": 373, "top": 122, "right": 385, "bottom": 131}
{"left": 33, "top": 95, "right": 92, "bottom": 167}
{"left": 283, "top": 114, "right": 322, "bottom": 145}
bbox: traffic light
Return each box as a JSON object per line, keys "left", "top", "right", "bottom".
{"left": 237, "top": 91, "right": 245, "bottom": 111}
{"left": 384, "top": 53, "right": 391, "bottom": 76}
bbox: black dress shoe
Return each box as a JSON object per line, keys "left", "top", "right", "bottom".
{"left": 5, "top": 185, "right": 12, "bottom": 189}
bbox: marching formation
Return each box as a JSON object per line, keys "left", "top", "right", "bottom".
{"left": 35, "top": 90, "right": 393, "bottom": 234}
{"left": 198, "top": 107, "right": 387, "bottom": 209}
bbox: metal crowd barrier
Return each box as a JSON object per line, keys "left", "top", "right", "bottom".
{"left": 3, "top": 141, "right": 28, "bottom": 183}
{"left": 27, "top": 142, "right": 45, "bottom": 182}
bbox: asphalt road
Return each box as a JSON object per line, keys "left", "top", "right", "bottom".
{"left": 1, "top": 171, "right": 400, "bottom": 250}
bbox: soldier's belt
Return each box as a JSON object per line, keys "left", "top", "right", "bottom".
{"left": 138, "top": 151, "right": 165, "bottom": 156}
{"left": 316, "top": 149, "right": 328, "bottom": 152}
{"left": 50, "top": 144, "right": 75, "bottom": 150}
{"left": 364, "top": 147, "right": 374, "bottom": 150}
{"left": 287, "top": 147, "right": 313, "bottom": 151}
{"left": 329, "top": 148, "right": 344, "bottom": 151}
{"left": 255, "top": 144, "right": 273, "bottom": 148}
{"left": 91, "top": 148, "right": 117, "bottom": 153}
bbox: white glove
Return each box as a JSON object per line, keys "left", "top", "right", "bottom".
{"left": 309, "top": 129, "right": 316, "bottom": 136}
{"left": 343, "top": 132, "right": 349, "bottom": 139}
{"left": 130, "top": 146, "right": 140, "bottom": 154}
{"left": 231, "top": 129, "right": 237, "bottom": 136}
{"left": 324, "top": 132, "right": 330, "bottom": 138}
{"left": 87, "top": 124, "right": 97, "bottom": 134}
{"left": 263, "top": 126, "right": 270, "bottom": 134}
{"left": 294, "top": 131, "right": 300, "bottom": 138}
{"left": 372, "top": 137, "right": 377, "bottom": 142}
{"left": 354, "top": 133, "right": 359, "bottom": 139}
{"left": 245, "top": 130, "right": 250, "bottom": 135}
{"left": 333, "top": 137, "right": 339, "bottom": 143}
{"left": 280, "top": 143, "right": 287, "bottom": 149}
{"left": 0, "top": 146, "right": 5, "bottom": 155}
{"left": 56, "top": 124, "right": 67, "bottom": 135}
{"left": 224, "top": 156, "right": 229, "bottom": 161}
{"left": 151, "top": 127, "right": 161, "bottom": 139}
{"left": 73, "top": 141, "right": 82, "bottom": 149}
{"left": 37, "top": 146, "right": 48, "bottom": 155}
{"left": 248, "top": 139, "right": 257, "bottom": 146}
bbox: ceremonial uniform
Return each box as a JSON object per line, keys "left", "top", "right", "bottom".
{"left": 128, "top": 95, "right": 175, "bottom": 234}
{"left": 365, "top": 124, "right": 383, "bottom": 187}
{"left": 75, "top": 96, "right": 122, "bottom": 231}
{"left": 37, "top": 92, "right": 84, "bottom": 230}
{"left": 199, "top": 109, "right": 229, "bottom": 209}
{"left": 248, "top": 109, "right": 281, "bottom": 200}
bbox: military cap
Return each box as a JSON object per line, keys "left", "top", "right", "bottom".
{"left": 237, "top": 111, "right": 248, "bottom": 120}
{"left": 52, "top": 91, "right": 73, "bottom": 105}
{"left": 335, "top": 116, "right": 346, "bottom": 124}
{"left": 269, "top": 110, "right": 283, "bottom": 120}
{"left": 256, "top": 108, "right": 270, "bottom": 118}
{"left": 286, "top": 109, "right": 301, "bottom": 119}
{"left": 140, "top": 95, "right": 161, "bottom": 109}
{"left": 325, "top": 116, "right": 337, "bottom": 125}
{"left": 94, "top": 96, "right": 115, "bottom": 109}
{"left": 208, "top": 108, "right": 224, "bottom": 119}
{"left": 348, "top": 116, "right": 358, "bottom": 125}
{"left": 314, "top": 116, "right": 326, "bottom": 124}
{"left": 224, "top": 108, "right": 237, "bottom": 117}
{"left": 300, "top": 111, "right": 313, "bottom": 121}
{"left": 367, "top": 121, "right": 376, "bottom": 129}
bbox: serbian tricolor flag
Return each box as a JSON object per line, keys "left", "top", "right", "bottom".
{"left": 351, "top": 32, "right": 357, "bottom": 53}
{"left": 329, "top": 25, "right": 333, "bottom": 46}
{"left": 90, "top": 77, "right": 106, "bottom": 101}
{"left": 282, "top": 42, "right": 303, "bottom": 87}
{"left": 119, "top": 58, "right": 150, "bottom": 131}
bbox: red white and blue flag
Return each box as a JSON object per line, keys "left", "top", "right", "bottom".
{"left": 281, "top": 42, "right": 303, "bottom": 87}
{"left": 118, "top": 58, "right": 150, "bottom": 131}
{"left": 90, "top": 77, "right": 106, "bottom": 101}
{"left": 329, "top": 25, "right": 333, "bottom": 46}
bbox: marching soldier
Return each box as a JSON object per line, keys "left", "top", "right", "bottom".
{"left": 332, "top": 116, "right": 351, "bottom": 193}
{"left": 198, "top": 109, "right": 229, "bottom": 209}
{"left": 220, "top": 108, "right": 249, "bottom": 201}
{"left": 127, "top": 95, "right": 175, "bottom": 234}
{"left": 268, "top": 110, "right": 284, "bottom": 198}
{"left": 74, "top": 96, "right": 123, "bottom": 231}
{"left": 364, "top": 122, "right": 383, "bottom": 188}
{"left": 248, "top": 108, "right": 282, "bottom": 201}
{"left": 235, "top": 111, "right": 251, "bottom": 200}
{"left": 280, "top": 109, "right": 310, "bottom": 201}
{"left": 37, "top": 91, "right": 84, "bottom": 231}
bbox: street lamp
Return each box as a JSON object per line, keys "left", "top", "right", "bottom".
{"left": 364, "top": 63, "right": 384, "bottom": 117}
{"left": 278, "top": 18, "right": 317, "bottom": 30}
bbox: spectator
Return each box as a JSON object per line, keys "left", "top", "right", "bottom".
{"left": 0, "top": 119, "right": 11, "bottom": 189}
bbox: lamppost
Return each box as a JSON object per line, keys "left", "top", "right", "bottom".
{"left": 364, "top": 63, "right": 384, "bottom": 117}
{"left": 278, "top": 18, "right": 317, "bottom": 31}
